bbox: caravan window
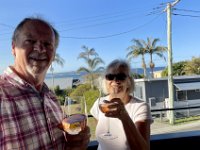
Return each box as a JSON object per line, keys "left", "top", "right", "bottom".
{"left": 134, "top": 85, "right": 143, "bottom": 99}
{"left": 177, "top": 91, "right": 187, "bottom": 101}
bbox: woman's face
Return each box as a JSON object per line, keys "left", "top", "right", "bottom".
{"left": 105, "top": 66, "right": 130, "bottom": 97}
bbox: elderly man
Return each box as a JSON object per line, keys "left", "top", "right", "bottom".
{"left": 0, "top": 17, "right": 90, "bottom": 150}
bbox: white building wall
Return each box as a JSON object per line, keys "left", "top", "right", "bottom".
{"left": 44, "top": 77, "right": 73, "bottom": 89}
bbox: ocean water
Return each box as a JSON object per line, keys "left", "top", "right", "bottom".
{"left": 45, "top": 71, "right": 87, "bottom": 79}
{"left": 45, "top": 67, "right": 165, "bottom": 79}
{"left": 45, "top": 67, "right": 165, "bottom": 89}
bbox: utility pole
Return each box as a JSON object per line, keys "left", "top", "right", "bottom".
{"left": 166, "top": 0, "right": 180, "bottom": 124}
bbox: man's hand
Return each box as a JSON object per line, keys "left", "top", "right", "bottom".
{"left": 64, "top": 126, "right": 91, "bottom": 150}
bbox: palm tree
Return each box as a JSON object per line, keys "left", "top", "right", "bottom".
{"left": 77, "top": 45, "right": 104, "bottom": 89}
{"left": 126, "top": 38, "right": 167, "bottom": 78}
{"left": 126, "top": 39, "right": 148, "bottom": 78}
{"left": 143, "top": 37, "right": 167, "bottom": 78}
{"left": 144, "top": 37, "right": 167, "bottom": 78}
{"left": 78, "top": 45, "right": 98, "bottom": 59}
{"left": 50, "top": 53, "right": 65, "bottom": 89}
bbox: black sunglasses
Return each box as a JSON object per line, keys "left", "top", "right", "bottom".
{"left": 105, "top": 73, "right": 127, "bottom": 81}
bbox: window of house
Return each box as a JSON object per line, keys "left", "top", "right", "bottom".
{"left": 177, "top": 91, "right": 187, "bottom": 101}
{"left": 134, "top": 85, "right": 143, "bottom": 99}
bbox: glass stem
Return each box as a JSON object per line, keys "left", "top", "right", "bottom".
{"left": 107, "top": 118, "right": 110, "bottom": 134}
{"left": 67, "top": 98, "right": 72, "bottom": 117}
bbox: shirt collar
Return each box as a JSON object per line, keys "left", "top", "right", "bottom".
{"left": 4, "top": 66, "right": 26, "bottom": 85}
{"left": 3, "top": 66, "right": 49, "bottom": 93}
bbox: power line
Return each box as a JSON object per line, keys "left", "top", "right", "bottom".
{"left": 0, "top": 3, "right": 165, "bottom": 38}
{"left": 0, "top": 23, "right": 14, "bottom": 29}
{"left": 173, "top": 13, "right": 200, "bottom": 18}
{"left": 0, "top": 4, "right": 166, "bottom": 40}
{"left": 146, "top": 10, "right": 164, "bottom": 16}
{"left": 0, "top": 8, "right": 164, "bottom": 37}
{"left": 57, "top": 5, "right": 164, "bottom": 26}
{"left": 58, "top": 10, "right": 162, "bottom": 32}
{"left": 0, "top": 33, "right": 11, "bottom": 35}
{"left": 60, "top": 13, "right": 164, "bottom": 40}
{"left": 58, "top": 10, "right": 148, "bottom": 27}
{"left": 173, "top": 8, "right": 200, "bottom": 13}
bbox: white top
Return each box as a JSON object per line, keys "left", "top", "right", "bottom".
{"left": 90, "top": 96, "right": 152, "bottom": 150}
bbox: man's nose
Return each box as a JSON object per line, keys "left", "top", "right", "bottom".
{"left": 34, "top": 41, "right": 46, "bottom": 53}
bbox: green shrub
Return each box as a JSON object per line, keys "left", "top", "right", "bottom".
{"left": 69, "top": 84, "right": 91, "bottom": 97}
{"left": 68, "top": 83, "right": 100, "bottom": 114}
{"left": 54, "top": 86, "right": 74, "bottom": 105}
{"left": 84, "top": 89, "right": 99, "bottom": 114}
{"left": 54, "top": 83, "right": 100, "bottom": 114}
{"left": 56, "top": 95, "right": 65, "bottom": 105}
{"left": 54, "top": 85, "right": 62, "bottom": 96}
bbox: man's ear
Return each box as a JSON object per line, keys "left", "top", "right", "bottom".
{"left": 12, "top": 42, "right": 16, "bottom": 56}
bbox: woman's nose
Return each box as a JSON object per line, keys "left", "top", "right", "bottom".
{"left": 113, "top": 78, "right": 120, "bottom": 83}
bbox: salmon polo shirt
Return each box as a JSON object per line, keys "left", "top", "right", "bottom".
{"left": 0, "top": 67, "right": 65, "bottom": 150}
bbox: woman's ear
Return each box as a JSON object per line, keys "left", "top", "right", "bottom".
{"left": 127, "top": 77, "right": 131, "bottom": 86}
{"left": 12, "top": 42, "right": 16, "bottom": 56}
{"left": 126, "top": 76, "right": 132, "bottom": 93}
{"left": 102, "top": 78, "right": 108, "bottom": 95}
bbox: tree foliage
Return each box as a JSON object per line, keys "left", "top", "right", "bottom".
{"left": 144, "top": 37, "right": 167, "bottom": 77}
{"left": 54, "top": 85, "right": 63, "bottom": 96}
{"left": 132, "top": 73, "right": 143, "bottom": 79}
{"left": 161, "top": 61, "right": 188, "bottom": 77}
{"left": 127, "top": 39, "right": 148, "bottom": 78}
{"left": 69, "top": 84, "right": 92, "bottom": 97}
{"left": 161, "top": 57, "right": 200, "bottom": 77}
{"left": 126, "top": 37, "right": 167, "bottom": 78}
{"left": 69, "top": 83, "right": 99, "bottom": 113}
{"left": 53, "top": 85, "right": 68, "bottom": 105}
{"left": 77, "top": 45, "right": 105, "bottom": 89}
{"left": 84, "top": 89, "right": 99, "bottom": 114}
{"left": 184, "top": 57, "right": 200, "bottom": 75}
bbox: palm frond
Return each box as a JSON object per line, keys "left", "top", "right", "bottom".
{"left": 77, "top": 67, "right": 90, "bottom": 73}
{"left": 53, "top": 53, "right": 65, "bottom": 67}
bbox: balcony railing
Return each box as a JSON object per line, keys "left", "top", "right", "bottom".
{"left": 87, "top": 105, "right": 200, "bottom": 150}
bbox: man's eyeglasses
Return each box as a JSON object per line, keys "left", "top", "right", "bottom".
{"left": 105, "top": 73, "right": 127, "bottom": 81}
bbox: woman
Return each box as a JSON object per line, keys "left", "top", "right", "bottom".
{"left": 90, "top": 59, "right": 153, "bottom": 150}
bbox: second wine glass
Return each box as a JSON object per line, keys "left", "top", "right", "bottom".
{"left": 98, "top": 90, "right": 118, "bottom": 140}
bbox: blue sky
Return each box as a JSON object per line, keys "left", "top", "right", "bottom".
{"left": 0, "top": 0, "right": 200, "bottom": 74}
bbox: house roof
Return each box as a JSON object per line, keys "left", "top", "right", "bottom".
{"left": 134, "top": 75, "right": 200, "bottom": 82}
{"left": 174, "top": 82, "right": 200, "bottom": 91}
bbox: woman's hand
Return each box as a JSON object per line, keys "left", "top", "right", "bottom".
{"left": 64, "top": 126, "right": 91, "bottom": 150}
{"left": 104, "top": 98, "right": 128, "bottom": 119}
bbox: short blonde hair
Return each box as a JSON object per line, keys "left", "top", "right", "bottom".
{"left": 99, "top": 59, "right": 134, "bottom": 95}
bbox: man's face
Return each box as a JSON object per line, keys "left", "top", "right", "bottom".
{"left": 12, "top": 21, "right": 56, "bottom": 79}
